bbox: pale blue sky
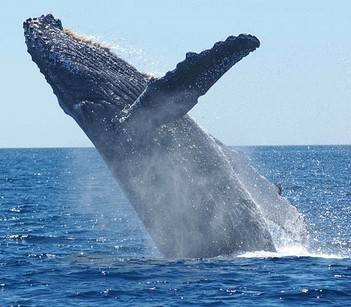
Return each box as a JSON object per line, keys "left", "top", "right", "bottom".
{"left": 1, "top": 0, "right": 351, "bottom": 147}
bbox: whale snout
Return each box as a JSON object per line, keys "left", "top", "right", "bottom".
{"left": 23, "top": 14, "right": 63, "bottom": 34}
{"left": 23, "top": 14, "right": 64, "bottom": 65}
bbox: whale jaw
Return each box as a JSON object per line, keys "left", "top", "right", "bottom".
{"left": 24, "top": 14, "right": 147, "bottom": 125}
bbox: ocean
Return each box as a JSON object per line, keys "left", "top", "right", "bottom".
{"left": 0, "top": 146, "right": 350, "bottom": 306}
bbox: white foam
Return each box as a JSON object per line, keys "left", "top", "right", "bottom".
{"left": 238, "top": 244, "right": 346, "bottom": 259}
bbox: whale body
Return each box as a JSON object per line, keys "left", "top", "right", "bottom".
{"left": 24, "top": 14, "right": 307, "bottom": 258}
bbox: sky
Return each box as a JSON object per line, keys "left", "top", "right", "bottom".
{"left": 1, "top": 0, "right": 351, "bottom": 147}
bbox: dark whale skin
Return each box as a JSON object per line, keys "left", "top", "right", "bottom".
{"left": 24, "top": 14, "right": 307, "bottom": 258}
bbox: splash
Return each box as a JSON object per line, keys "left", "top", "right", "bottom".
{"left": 238, "top": 246, "right": 346, "bottom": 259}
{"left": 108, "top": 37, "right": 164, "bottom": 77}
{"left": 227, "top": 148, "right": 308, "bottom": 243}
{"left": 233, "top": 146, "right": 351, "bottom": 260}
{"left": 62, "top": 28, "right": 164, "bottom": 77}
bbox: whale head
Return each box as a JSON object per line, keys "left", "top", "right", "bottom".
{"left": 23, "top": 14, "right": 147, "bottom": 130}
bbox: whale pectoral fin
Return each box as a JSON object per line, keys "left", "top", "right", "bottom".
{"left": 161, "top": 34, "right": 260, "bottom": 98}
{"left": 127, "top": 34, "right": 260, "bottom": 128}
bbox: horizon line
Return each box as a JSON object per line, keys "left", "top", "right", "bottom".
{"left": 0, "top": 144, "right": 350, "bottom": 150}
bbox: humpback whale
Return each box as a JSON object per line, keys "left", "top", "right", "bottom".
{"left": 24, "top": 14, "right": 307, "bottom": 258}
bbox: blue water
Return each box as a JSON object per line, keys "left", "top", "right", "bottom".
{"left": 1, "top": 146, "right": 350, "bottom": 306}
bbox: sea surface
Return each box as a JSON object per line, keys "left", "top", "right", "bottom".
{"left": 0, "top": 146, "right": 350, "bottom": 306}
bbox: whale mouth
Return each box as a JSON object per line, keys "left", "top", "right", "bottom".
{"left": 24, "top": 15, "right": 70, "bottom": 106}
{"left": 24, "top": 14, "right": 147, "bottom": 117}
